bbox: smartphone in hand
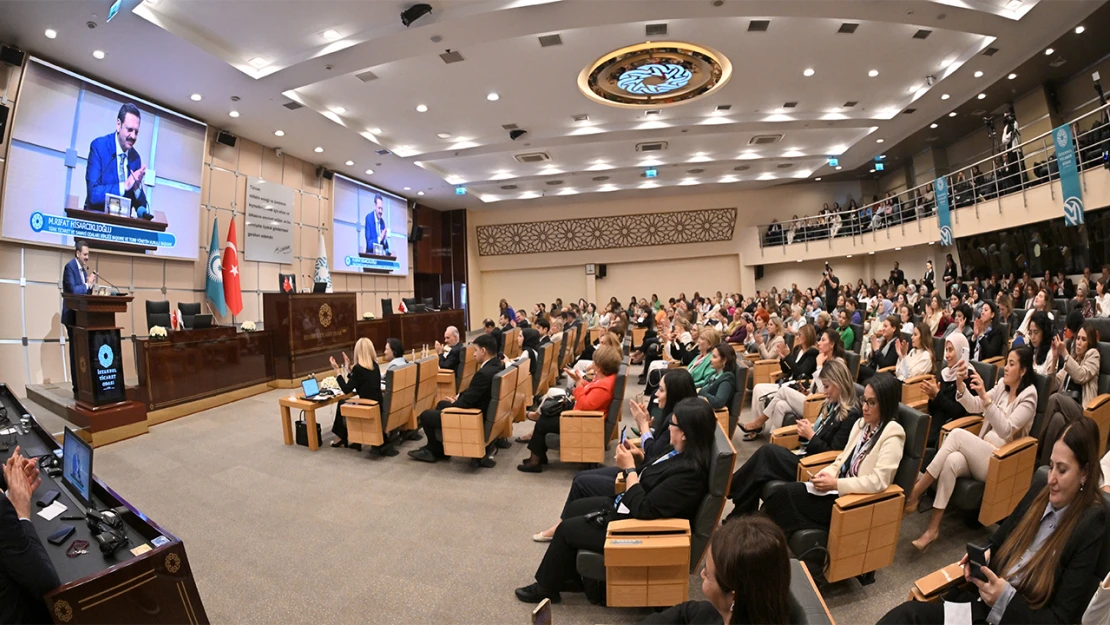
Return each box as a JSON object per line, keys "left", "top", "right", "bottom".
{"left": 966, "top": 542, "right": 989, "bottom": 582}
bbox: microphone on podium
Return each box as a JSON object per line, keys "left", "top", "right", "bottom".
{"left": 90, "top": 272, "right": 123, "bottom": 296}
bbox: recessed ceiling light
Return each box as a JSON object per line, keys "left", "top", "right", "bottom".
{"left": 190, "top": 93, "right": 202, "bottom": 101}
{"left": 44, "top": 29, "right": 57, "bottom": 39}
{"left": 930, "top": 123, "right": 938, "bottom": 129}
{"left": 247, "top": 56, "right": 269, "bottom": 68}
{"left": 416, "top": 104, "right": 428, "bottom": 112}
{"left": 436, "top": 132, "right": 453, "bottom": 139}
{"left": 835, "top": 166, "right": 843, "bottom": 170}
{"left": 876, "top": 138, "right": 885, "bottom": 143}
{"left": 1008, "top": 73, "right": 1018, "bottom": 80}
{"left": 1045, "top": 48, "right": 1054, "bottom": 56}
{"left": 869, "top": 168, "right": 876, "bottom": 173}
{"left": 403, "top": 187, "right": 411, "bottom": 191}
{"left": 977, "top": 93, "right": 986, "bottom": 100}
{"left": 974, "top": 70, "right": 984, "bottom": 78}
{"left": 333, "top": 106, "right": 346, "bottom": 114}
{"left": 941, "top": 93, "right": 951, "bottom": 100}
{"left": 487, "top": 93, "right": 500, "bottom": 101}
{"left": 229, "top": 110, "right": 240, "bottom": 118}
{"left": 314, "top": 146, "right": 324, "bottom": 153}
{"left": 417, "top": 191, "right": 425, "bottom": 196}
{"left": 274, "top": 130, "right": 285, "bottom": 136}
{"left": 345, "top": 160, "right": 354, "bottom": 166}
{"left": 868, "top": 69, "right": 879, "bottom": 77}
{"left": 370, "top": 127, "right": 383, "bottom": 135}
{"left": 321, "top": 28, "right": 342, "bottom": 41}
{"left": 949, "top": 111, "right": 958, "bottom": 117}
{"left": 92, "top": 50, "right": 106, "bottom": 60}
{"left": 803, "top": 68, "right": 815, "bottom": 77}
{"left": 364, "top": 169, "right": 374, "bottom": 175}
{"left": 815, "top": 177, "right": 822, "bottom": 181}
{"left": 1076, "top": 25, "right": 1086, "bottom": 34}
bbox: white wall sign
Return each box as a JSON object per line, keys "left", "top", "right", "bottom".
{"left": 244, "top": 177, "right": 294, "bottom": 264}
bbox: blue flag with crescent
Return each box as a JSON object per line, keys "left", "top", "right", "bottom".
{"left": 206, "top": 217, "right": 228, "bottom": 317}
{"left": 1054, "top": 123, "right": 1085, "bottom": 227}
{"left": 935, "top": 176, "right": 953, "bottom": 246}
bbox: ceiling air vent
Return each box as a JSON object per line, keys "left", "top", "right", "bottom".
{"left": 972, "top": 109, "right": 987, "bottom": 116}
{"left": 440, "top": 50, "right": 465, "bottom": 64}
{"left": 783, "top": 102, "right": 798, "bottom": 108}
{"left": 375, "top": 149, "right": 392, "bottom": 156}
{"left": 500, "top": 184, "right": 518, "bottom": 190}
{"left": 355, "top": 70, "right": 379, "bottom": 82}
{"left": 838, "top": 22, "right": 859, "bottom": 34}
{"left": 982, "top": 47, "right": 1000, "bottom": 57}
{"left": 646, "top": 23, "right": 668, "bottom": 36}
{"left": 734, "top": 165, "right": 751, "bottom": 171}
{"left": 514, "top": 152, "right": 551, "bottom": 163}
{"left": 545, "top": 180, "right": 564, "bottom": 186}
{"left": 282, "top": 101, "right": 304, "bottom": 110}
{"left": 715, "top": 104, "right": 732, "bottom": 111}
{"left": 502, "top": 123, "right": 520, "bottom": 130}
{"left": 592, "top": 176, "right": 610, "bottom": 182}
{"left": 571, "top": 114, "right": 589, "bottom": 122}
{"left": 776, "top": 163, "right": 794, "bottom": 169}
{"left": 687, "top": 168, "right": 705, "bottom": 174}
{"left": 913, "top": 29, "right": 932, "bottom": 39}
{"left": 1050, "top": 57, "right": 1067, "bottom": 68}
{"left": 844, "top": 101, "right": 858, "bottom": 107}
{"left": 748, "top": 134, "right": 782, "bottom": 145}
{"left": 748, "top": 20, "right": 770, "bottom": 32}
{"left": 538, "top": 34, "right": 563, "bottom": 47}
{"left": 635, "top": 141, "right": 668, "bottom": 152}
{"left": 903, "top": 108, "right": 917, "bottom": 114}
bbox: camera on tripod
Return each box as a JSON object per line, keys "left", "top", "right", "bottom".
{"left": 983, "top": 115, "right": 997, "bottom": 137}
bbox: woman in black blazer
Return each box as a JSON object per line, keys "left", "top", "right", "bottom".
{"left": 330, "top": 338, "right": 384, "bottom": 453}
{"left": 698, "top": 343, "right": 737, "bottom": 410}
{"left": 778, "top": 324, "right": 819, "bottom": 383}
{"left": 922, "top": 332, "right": 970, "bottom": 448}
{"left": 879, "top": 418, "right": 1107, "bottom": 624}
{"left": 514, "top": 398, "right": 718, "bottom": 604}
{"left": 858, "top": 316, "right": 900, "bottom": 383}
{"left": 727, "top": 359, "right": 861, "bottom": 519}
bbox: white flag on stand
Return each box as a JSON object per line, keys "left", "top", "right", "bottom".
{"left": 314, "top": 231, "right": 333, "bottom": 293}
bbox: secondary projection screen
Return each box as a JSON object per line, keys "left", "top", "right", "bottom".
{"left": 0, "top": 58, "right": 206, "bottom": 260}
{"left": 332, "top": 174, "right": 409, "bottom": 276}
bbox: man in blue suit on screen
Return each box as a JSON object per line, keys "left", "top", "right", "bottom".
{"left": 62, "top": 240, "right": 96, "bottom": 395}
{"left": 85, "top": 102, "right": 151, "bottom": 219}
{"left": 364, "top": 193, "right": 390, "bottom": 255}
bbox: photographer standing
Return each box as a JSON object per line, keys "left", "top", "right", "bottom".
{"left": 890, "top": 261, "right": 906, "bottom": 288}
{"left": 822, "top": 263, "right": 839, "bottom": 313}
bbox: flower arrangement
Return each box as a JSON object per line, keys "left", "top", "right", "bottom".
{"left": 363, "top": 312, "right": 375, "bottom": 320}
{"left": 241, "top": 320, "right": 257, "bottom": 332}
{"left": 320, "top": 376, "right": 340, "bottom": 391}
{"left": 149, "top": 326, "right": 168, "bottom": 340}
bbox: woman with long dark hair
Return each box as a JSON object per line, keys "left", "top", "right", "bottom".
{"left": 1040, "top": 323, "right": 1101, "bottom": 466}
{"left": 882, "top": 418, "right": 1106, "bottom": 624}
{"left": 1027, "top": 311, "right": 1057, "bottom": 378}
{"left": 515, "top": 398, "right": 717, "bottom": 604}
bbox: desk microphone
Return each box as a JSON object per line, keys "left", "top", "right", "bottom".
{"left": 91, "top": 272, "right": 124, "bottom": 296}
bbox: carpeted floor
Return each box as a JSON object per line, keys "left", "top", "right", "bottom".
{"left": 28, "top": 364, "right": 996, "bottom": 624}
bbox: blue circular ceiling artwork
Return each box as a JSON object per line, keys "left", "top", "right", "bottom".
{"left": 579, "top": 42, "right": 731, "bottom": 108}
{"left": 617, "top": 63, "right": 693, "bottom": 95}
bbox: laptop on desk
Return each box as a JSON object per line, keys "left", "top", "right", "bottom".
{"left": 300, "top": 377, "right": 333, "bottom": 402}
{"left": 192, "top": 314, "right": 213, "bottom": 329}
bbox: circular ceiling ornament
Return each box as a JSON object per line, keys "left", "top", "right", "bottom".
{"left": 578, "top": 41, "right": 731, "bottom": 108}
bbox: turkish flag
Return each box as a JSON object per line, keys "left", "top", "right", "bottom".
{"left": 222, "top": 220, "right": 243, "bottom": 316}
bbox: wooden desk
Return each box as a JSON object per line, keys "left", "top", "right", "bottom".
{"left": 356, "top": 318, "right": 390, "bottom": 349}
{"left": 264, "top": 293, "right": 357, "bottom": 380}
{"left": 0, "top": 385, "right": 208, "bottom": 624}
{"left": 278, "top": 391, "right": 353, "bottom": 451}
{"left": 135, "top": 327, "right": 274, "bottom": 411}
{"left": 387, "top": 309, "right": 467, "bottom": 351}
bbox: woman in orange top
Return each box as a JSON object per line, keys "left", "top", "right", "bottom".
{"left": 518, "top": 345, "right": 622, "bottom": 473}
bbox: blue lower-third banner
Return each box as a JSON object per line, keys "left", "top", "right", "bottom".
{"left": 30, "top": 211, "right": 177, "bottom": 248}
{"left": 345, "top": 255, "right": 401, "bottom": 272}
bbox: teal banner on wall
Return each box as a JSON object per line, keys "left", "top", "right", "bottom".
{"left": 1054, "top": 123, "right": 1085, "bottom": 227}
{"left": 935, "top": 176, "right": 953, "bottom": 246}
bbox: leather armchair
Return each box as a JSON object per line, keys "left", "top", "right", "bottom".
{"left": 177, "top": 302, "right": 201, "bottom": 329}
{"left": 546, "top": 365, "right": 628, "bottom": 463}
{"left": 437, "top": 366, "right": 517, "bottom": 468}
{"left": 146, "top": 300, "right": 170, "bottom": 330}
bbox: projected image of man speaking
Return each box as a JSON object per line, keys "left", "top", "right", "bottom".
{"left": 84, "top": 102, "right": 151, "bottom": 219}
{"left": 364, "top": 193, "right": 390, "bottom": 255}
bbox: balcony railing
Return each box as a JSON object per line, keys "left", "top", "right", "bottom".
{"left": 759, "top": 102, "right": 1110, "bottom": 250}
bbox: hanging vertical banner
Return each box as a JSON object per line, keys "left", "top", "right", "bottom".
{"left": 1054, "top": 123, "right": 1085, "bottom": 227}
{"left": 935, "top": 176, "right": 953, "bottom": 246}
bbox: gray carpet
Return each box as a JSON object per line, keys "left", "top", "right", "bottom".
{"left": 53, "top": 366, "right": 994, "bottom": 624}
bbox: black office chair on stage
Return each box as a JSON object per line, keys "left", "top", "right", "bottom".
{"left": 177, "top": 302, "right": 201, "bottom": 329}
{"left": 146, "top": 301, "right": 170, "bottom": 330}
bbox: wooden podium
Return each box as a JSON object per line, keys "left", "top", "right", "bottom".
{"left": 62, "top": 294, "right": 147, "bottom": 443}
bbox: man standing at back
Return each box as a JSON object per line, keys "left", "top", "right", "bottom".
{"left": 62, "top": 240, "right": 97, "bottom": 396}
{"left": 410, "top": 334, "right": 504, "bottom": 463}
{"left": 85, "top": 103, "right": 150, "bottom": 219}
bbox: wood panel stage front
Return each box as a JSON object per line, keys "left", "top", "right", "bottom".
{"left": 355, "top": 309, "right": 465, "bottom": 352}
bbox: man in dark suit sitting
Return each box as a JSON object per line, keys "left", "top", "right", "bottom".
{"left": 535, "top": 318, "right": 551, "bottom": 345}
{"left": 1, "top": 449, "right": 61, "bottom": 624}
{"left": 483, "top": 318, "right": 504, "bottom": 357}
{"left": 410, "top": 334, "right": 504, "bottom": 463}
{"left": 62, "top": 240, "right": 97, "bottom": 395}
{"left": 85, "top": 103, "right": 150, "bottom": 219}
{"left": 436, "top": 326, "right": 463, "bottom": 372}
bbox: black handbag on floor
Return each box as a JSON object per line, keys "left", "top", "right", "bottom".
{"left": 295, "top": 413, "right": 322, "bottom": 447}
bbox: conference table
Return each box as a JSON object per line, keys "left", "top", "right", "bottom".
{"left": 0, "top": 383, "right": 208, "bottom": 624}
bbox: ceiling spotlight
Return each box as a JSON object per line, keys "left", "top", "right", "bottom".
{"left": 247, "top": 56, "right": 269, "bottom": 68}
{"left": 1008, "top": 73, "right": 1018, "bottom": 80}
{"left": 370, "top": 127, "right": 383, "bottom": 134}
{"left": 487, "top": 92, "right": 500, "bottom": 101}
{"left": 229, "top": 110, "right": 240, "bottom": 118}
{"left": 314, "top": 146, "right": 324, "bottom": 153}
{"left": 45, "top": 29, "right": 57, "bottom": 39}
{"left": 416, "top": 104, "right": 428, "bottom": 112}
{"left": 321, "top": 28, "right": 342, "bottom": 41}
{"left": 876, "top": 138, "right": 885, "bottom": 143}
{"left": 835, "top": 166, "right": 843, "bottom": 170}
{"left": 949, "top": 111, "right": 957, "bottom": 117}
{"left": 417, "top": 191, "right": 425, "bottom": 196}
{"left": 365, "top": 169, "right": 375, "bottom": 175}
{"left": 815, "top": 177, "right": 822, "bottom": 181}
{"left": 1076, "top": 25, "right": 1086, "bottom": 34}
{"left": 869, "top": 168, "right": 876, "bottom": 173}
{"left": 977, "top": 93, "right": 986, "bottom": 99}
{"left": 345, "top": 160, "right": 354, "bottom": 166}
{"left": 401, "top": 3, "right": 433, "bottom": 27}
{"left": 868, "top": 69, "right": 879, "bottom": 77}
{"left": 92, "top": 50, "right": 106, "bottom": 60}
{"left": 974, "top": 70, "right": 984, "bottom": 78}
{"left": 333, "top": 106, "right": 346, "bottom": 114}
{"left": 436, "top": 132, "right": 453, "bottom": 139}
{"left": 274, "top": 130, "right": 285, "bottom": 136}
{"left": 1045, "top": 48, "right": 1054, "bottom": 56}
{"left": 941, "top": 93, "right": 950, "bottom": 100}
{"left": 403, "top": 187, "right": 411, "bottom": 191}
{"left": 930, "top": 123, "right": 938, "bottom": 129}
{"left": 190, "top": 93, "right": 202, "bottom": 101}
{"left": 803, "top": 68, "right": 815, "bottom": 77}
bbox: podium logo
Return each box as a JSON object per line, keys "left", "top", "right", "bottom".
{"left": 98, "top": 344, "right": 114, "bottom": 369}
{"left": 319, "top": 303, "right": 333, "bottom": 328}
{"left": 79, "top": 356, "right": 87, "bottom": 374}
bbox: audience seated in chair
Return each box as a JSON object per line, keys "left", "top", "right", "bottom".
{"left": 514, "top": 397, "right": 717, "bottom": 604}
{"left": 328, "top": 338, "right": 383, "bottom": 453}
{"left": 859, "top": 317, "right": 900, "bottom": 383}
{"left": 436, "top": 325, "right": 464, "bottom": 373}
{"left": 895, "top": 322, "right": 937, "bottom": 382}
{"left": 697, "top": 343, "right": 738, "bottom": 411}
{"left": 726, "top": 359, "right": 861, "bottom": 520}
{"left": 903, "top": 347, "right": 1038, "bottom": 551}
{"left": 920, "top": 333, "right": 972, "bottom": 448}
{"left": 741, "top": 324, "right": 824, "bottom": 441}
{"left": 1040, "top": 323, "right": 1101, "bottom": 466}
{"left": 881, "top": 418, "right": 1106, "bottom": 625}
{"left": 969, "top": 301, "right": 1006, "bottom": 362}
{"left": 409, "top": 333, "right": 504, "bottom": 463}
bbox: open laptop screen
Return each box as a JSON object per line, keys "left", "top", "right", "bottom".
{"left": 301, "top": 377, "right": 320, "bottom": 397}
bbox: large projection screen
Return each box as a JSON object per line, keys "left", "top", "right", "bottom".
{"left": 332, "top": 174, "right": 409, "bottom": 276}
